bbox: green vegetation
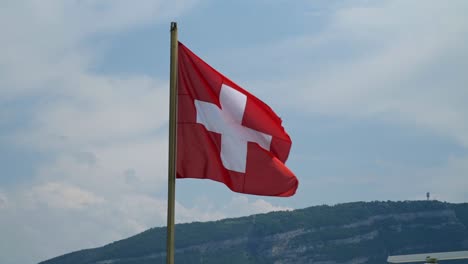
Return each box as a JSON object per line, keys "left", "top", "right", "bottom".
{"left": 40, "top": 201, "right": 468, "bottom": 264}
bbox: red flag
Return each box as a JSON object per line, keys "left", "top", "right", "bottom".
{"left": 176, "top": 42, "right": 298, "bottom": 197}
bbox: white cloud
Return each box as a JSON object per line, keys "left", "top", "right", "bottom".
{"left": 0, "top": 2, "right": 292, "bottom": 262}
{"left": 0, "top": 0, "right": 198, "bottom": 100}
{"left": 176, "top": 201, "right": 226, "bottom": 223}
{"left": 225, "top": 196, "right": 292, "bottom": 216}
{"left": 28, "top": 182, "right": 105, "bottom": 210}
{"left": 15, "top": 75, "right": 169, "bottom": 150}
{"left": 175, "top": 196, "right": 290, "bottom": 223}
{"left": 32, "top": 137, "right": 169, "bottom": 200}
{"left": 0, "top": 191, "right": 7, "bottom": 209}
{"left": 114, "top": 194, "right": 168, "bottom": 233}
{"left": 0, "top": 1, "right": 199, "bottom": 263}
{"left": 248, "top": 0, "right": 468, "bottom": 147}
{"left": 0, "top": 186, "right": 289, "bottom": 263}
{"left": 0, "top": 191, "right": 165, "bottom": 264}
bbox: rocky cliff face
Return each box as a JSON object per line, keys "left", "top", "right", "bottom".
{"left": 41, "top": 201, "right": 468, "bottom": 264}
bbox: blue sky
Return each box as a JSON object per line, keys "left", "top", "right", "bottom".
{"left": 1, "top": 1, "right": 468, "bottom": 263}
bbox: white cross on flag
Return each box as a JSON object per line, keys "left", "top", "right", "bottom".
{"left": 194, "top": 84, "right": 273, "bottom": 173}
{"left": 177, "top": 42, "right": 298, "bottom": 197}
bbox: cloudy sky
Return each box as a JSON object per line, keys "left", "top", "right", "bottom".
{"left": 1, "top": 0, "right": 467, "bottom": 263}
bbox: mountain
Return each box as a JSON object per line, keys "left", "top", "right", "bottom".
{"left": 40, "top": 201, "right": 468, "bottom": 264}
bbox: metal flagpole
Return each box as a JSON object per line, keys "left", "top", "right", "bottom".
{"left": 166, "top": 21, "right": 178, "bottom": 264}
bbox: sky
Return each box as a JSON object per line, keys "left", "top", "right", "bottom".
{"left": 0, "top": 0, "right": 467, "bottom": 263}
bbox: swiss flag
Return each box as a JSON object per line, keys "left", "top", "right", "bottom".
{"left": 176, "top": 42, "right": 298, "bottom": 197}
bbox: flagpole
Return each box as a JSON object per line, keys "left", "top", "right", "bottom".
{"left": 166, "top": 21, "right": 178, "bottom": 264}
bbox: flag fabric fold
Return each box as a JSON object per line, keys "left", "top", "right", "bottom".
{"left": 176, "top": 42, "right": 298, "bottom": 197}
